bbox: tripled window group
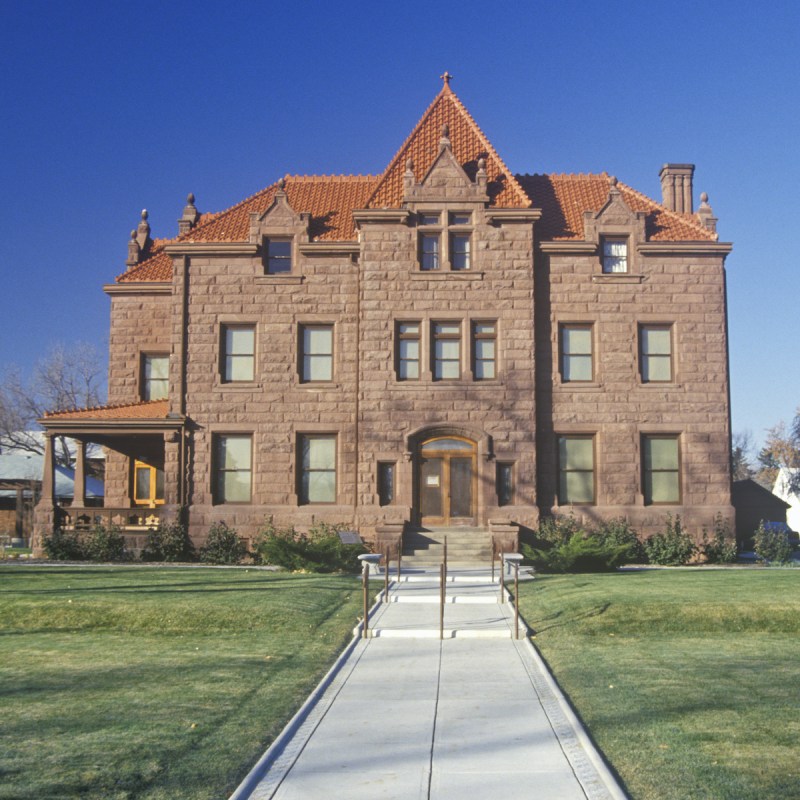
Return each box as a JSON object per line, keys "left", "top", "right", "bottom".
{"left": 558, "top": 434, "right": 681, "bottom": 506}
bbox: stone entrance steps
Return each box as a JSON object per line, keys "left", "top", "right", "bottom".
{"left": 401, "top": 527, "right": 493, "bottom": 567}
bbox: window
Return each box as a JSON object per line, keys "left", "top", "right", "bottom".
{"left": 213, "top": 434, "right": 252, "bottom": 504}
{"left": 602, "top": 237, "right": 628, "bottom": 273}
{"left": 300, "top": 325, "right": 333, "bottom": 382}
{"left": 418, "top": 211, "right": 472, "bottom": 271}
{"left": 299, "top": 435, "right": 336, "bottom": 504}
{"left": 560, "top": 325, "right": 593, "bottom": 382}
{"left": 378, "top": 462, "right": 395, "bottom": 506}
{"left": 640, "top": 325, "right": 672, "bottom": 382}
{"left": 642, "top": 435, "right": 680, "bottom": 504}
{"left": 496, "top": 462, "right": 514, "bottom": 506}
{"left": 433, "top": 322, "right": 461, "bottom": 380}
{"left": 221, "top": 325, "right": 255, "bottom": 382}
{"left": 142, "top": 354, "right": 169, "bottom": 400}
{"left": 472, "top": 321, "right": 496, "bottom": 380}
{"left": 558, "top": 436, "right": 595, "bottom": 504}
{"left": 397, "top": 322, "right": 421, "bottom": 380}
{"left": 133, "top": 460, "right": 164, "bottom": 506}
{"left": 265, "top": 238, "right": 292, "bottom": 274}
{"left": 420, "top": 234, "right": 440, "bottom": 271}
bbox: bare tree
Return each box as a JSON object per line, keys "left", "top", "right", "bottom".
{"left": 0, "top": 342, "right": 105, "bottom": 465}
{"left": 731, "top": 430, "right": 755, "bottom": 482}
{"left": 756, "top": 414, "right": 800, "bottom": 490}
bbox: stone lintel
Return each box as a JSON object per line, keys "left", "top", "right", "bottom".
{"left": 164, "top": 242, "right": 259, "bottom": 256}
{"left": 638, "top": 241, "right": 733, "bottom": 256}
{"left": 352, "top": 209, "right": 411, "bottom": 226}
{"left": 538, "top": 241, "right": 597, "bottom": 254}
{"left": 485, "top": 209, "right": 542, "bottom": 224}
{"left": 104, "top": 282, "right": 172, "bottom": 296}
{"left": 298, "top": 242, "right": 360, "bottom": 256}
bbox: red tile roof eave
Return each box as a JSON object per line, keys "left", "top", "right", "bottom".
{"left": 41, "top": 399, "right": 175, "bottom": 423}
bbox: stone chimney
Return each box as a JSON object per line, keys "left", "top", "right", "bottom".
{"left": 659, "top": 163, "right": 695, "bottom": 213}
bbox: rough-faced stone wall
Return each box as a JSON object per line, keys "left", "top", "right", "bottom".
{"left": 536, "top": 248, "right": 733, "bottom": 538}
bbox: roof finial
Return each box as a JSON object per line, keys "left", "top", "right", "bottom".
{"left": 609, "top": 175, "right": 618, "bottom": 187}
{"left": 696, "top": 191, "right": 718, "bottom": 236}
{"left": 439, "top": 123, "right": 451, "bottom": 152}
{"left": 179, "top": 192, "right": 200, "bottom": 235}
{"left": 440, "top": 71, "right": 453, "bottom": 87}
{"left": 277, "top": 177, "right": 286, "bottom": 192}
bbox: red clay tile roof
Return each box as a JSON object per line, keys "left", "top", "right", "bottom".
{"left": 516, "top": 173, "right": 716, "bottom": 242}
{"left": 117, "top": 176, "right": 378, "bottom": 282}
{"left": 367, "top": 84, "right": 531, "bottom": 210}
{"left": 117, "top": 89, "right": 717, "bottom": 283}
{"left": 43, "top": 400, "right": 170, "bottom": 420}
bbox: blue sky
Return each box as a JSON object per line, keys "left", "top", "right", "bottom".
{"left": 1, "top": 1, "right": 797, "bottom": 449}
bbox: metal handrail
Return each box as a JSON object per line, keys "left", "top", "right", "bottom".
{"left": 439, "top": 561, "right": 445, "bottom": 640}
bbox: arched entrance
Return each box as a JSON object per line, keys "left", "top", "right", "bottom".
{"left": 416, "top": 436, "right": 477, "bottom": 526}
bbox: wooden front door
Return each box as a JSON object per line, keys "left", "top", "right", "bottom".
{"left": 418, "top": 437, "right": 477, "bottom": 525}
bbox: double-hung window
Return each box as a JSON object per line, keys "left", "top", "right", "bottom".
{"left": 213, "top": 434, "right": 252, "bottom": 504}
{"left": 142, "top": 354, "right": 169, "bottom": 400}
{"left": 602, "top": 237, "right": 628, "bottom": 273}
{"left": 299, "top": 434, "right": 336, "bottom": 504}
{"left": 560, "top": 325, "right": 593, "bottom": 382}
{"left": 397, "top": 322, "right": 421, "bottom": 380}
{"left": 558, "top": 435, "right": 595, "bottom": 504}
{"left": 472, "top": 321, "right": 496, "bottom": 380}
{"left": 640, "top": 325, "right": 672, "bottom": 382}
{"left": 221, "top": 325, "right": 255, "bottom": 382}
{"left": 433, "top": 322, "right": 461, "bottom": 380}
{"left": 301, "top": 325, "right": 333, "bottom": 382}
{"left": 642, "top": 435, "right": 680, "bottom": 504}
{"left": 265, "top": 238, "right": 292, "bottom": 274}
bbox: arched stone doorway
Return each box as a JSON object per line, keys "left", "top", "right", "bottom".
{"left": 416, "top": 435, "right": 477, "bottom": 526}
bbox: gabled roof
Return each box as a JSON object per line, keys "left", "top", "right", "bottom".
{"left": 116, "top": 83, "right": 719, "bottom": 284}
{"left": 516, "top": 173, "right": 717, "bottom": 242}
{"left": 366, "top": 83, "right": 531, "bottom": 210}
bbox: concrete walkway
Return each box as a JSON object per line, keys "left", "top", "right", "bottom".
{"left": 231, "top": 568, "right": 626, "bottom": 800}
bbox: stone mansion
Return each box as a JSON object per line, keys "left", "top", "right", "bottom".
{"left": 33, "top": 78, "right": 733, "bottom": 553}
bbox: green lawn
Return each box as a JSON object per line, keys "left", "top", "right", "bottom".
{"left": 0, "top": 566, "right": 363, "bottom": 800}
{"left": 518, "top": 569, "right": 800, "bottom": 800}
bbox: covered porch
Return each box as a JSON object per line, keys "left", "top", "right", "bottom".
{"left": 33, "top": 400, "right": 186, "bottom": 555}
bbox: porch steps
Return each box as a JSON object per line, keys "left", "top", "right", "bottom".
{"left": 401, "top": 526, "right": 493, "bottom": 567}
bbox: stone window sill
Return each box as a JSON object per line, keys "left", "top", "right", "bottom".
{"left": 591, "top": 274, "right": 645, "bottom": 284}
{"left": 214, "top": 382, "right": 262, "bottom": 392}
{"left": 255, "top": 275, "right": 305, "bottom": 285}
{"left": 411, "top": 271, "right": 484, "bottom": 281}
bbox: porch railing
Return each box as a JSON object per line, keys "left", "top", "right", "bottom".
{"left": 57, "top": 506, "right": 163, "bottom": 531}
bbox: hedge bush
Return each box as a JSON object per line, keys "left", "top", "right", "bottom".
{"left": 700, "top": 514, "right": 738, "bottom": 564}
{"left": 42, "top": 528, "right": 84, "bottom": 561}
{"left": 644, "top": 515, "right": 696, "bottom": 565}
{"left": 199, "top": 522, "right": 248, "bottom": 565}
{"left": 141, "top": 522, "right": 195, "bottom": 562}
{"left": 253, "top": 519, "right": 366, "bottom": 573}
{"left": 43, "top": 524, "right": 128, "bottom": 562}
{"left": 753, "top": 521, "right": 794, "bottom": 565}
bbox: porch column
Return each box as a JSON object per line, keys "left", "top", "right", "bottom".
{"left": 41, "top": 434, "right": 56, "bottom": 504}
{"left": 71, "top": 440, "right": 86, "bottom": 508}
{"left": 164, "top": 431, "right": 181, "bottom": 506}
{"left": 15, "top": 485, "right": 24, "bottom": 538}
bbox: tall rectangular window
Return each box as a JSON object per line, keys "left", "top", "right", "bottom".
{"left": 142, "top": 354, "right": 169, "bottom": 400}
{"left": 433, "top": 322, "right": 461, "bottom": 380}
{"left": 301, "top": 325, "right": 333, "bottom": 382}
{"left": 213, "top": 434, "right": 252, "bottom": 504}
{"left": 420, "top": 234, "right": 440, "bottom": 271}
{"left": 560, "top": 325, "right": 593, "bottom": 382}
{"left": 451, "top": 234, "right": 471, "bottom": 270}
{"left": 265, "top": 238, "right": 292, "bottom": 274}
{"left": 222, "top": 325, "right": 255, "bottom": 382}
{"left": 558, "top": 436, "right": 595, "bottom": 504}
{"left": 642, "top": 435, "right": 680, "bottom": 504}
{"left": 378, "top": 462, "right": 395, "bottom": 506}
{"left": 472, "top": 321, "right": 496, "bottom": 380}
{"left": 299, "top": 435, "right": 336, "bottom": 504}
{"left": 496, "top": 462, "right": 514, "bottom": 506}
{"left": 397, "top": 322, "right": 421, "bottom": 380}
{"left": 602, "top": 238, "right": 628, "bottom": 273}
{"left": 640, "top": 325, "right": 672, "bottom": 382}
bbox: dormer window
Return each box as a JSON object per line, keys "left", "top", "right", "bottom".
{"left": 265, "top": 238, "right": 292, "bottom": 274}
{"left": 418, "top": 212, "right": 472, "bottom": 271}
{"left": 602, "top": 238, "right": 628, "bottom": 273}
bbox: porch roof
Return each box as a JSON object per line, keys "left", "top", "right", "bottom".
{"left": 39, "top": 400, "right": 184, "bottom": 438}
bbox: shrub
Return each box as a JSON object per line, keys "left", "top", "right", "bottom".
{"left": 522, "top": 532, "right": 630, "bottom": 573}
{"left": 253, "top": 518, "right": 366, "bottom": 573}
{"left": 644, "top": 515, "right": 696, "bottom": 566}
{"left": 753, "top": 521, "right": 793, "bottom": 565}
{"left": 141, "top": 522, "right": 195, "bottom": 562}
{"left": 596, "top": 517, "right": 646, "bottom": 564}
{"left": 701, "top": 514, "right": 738, "bottom": 564}
{"left": 534, "top": 513, "right": 586, "bottom": 546}
{"left": 200, "top": 522, "right": 248, "bottom": 565}
{"left": 42, "top": 528, "right": 84, "bottom": 561}
{"left": 82, "top": 523, "right": 128, "bottom": 562}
